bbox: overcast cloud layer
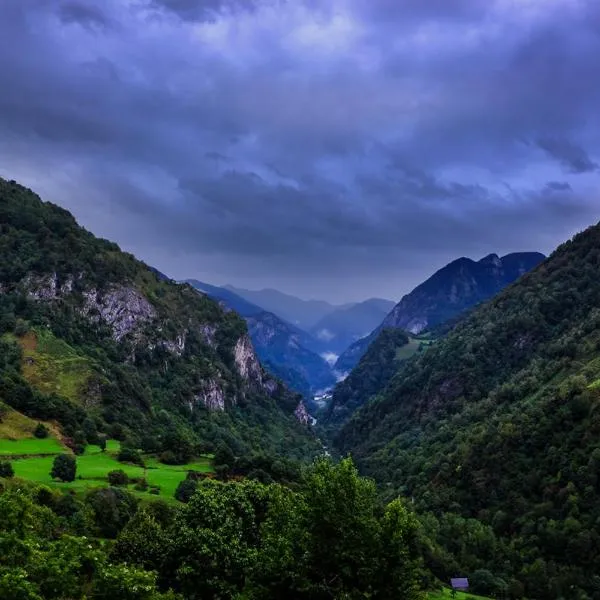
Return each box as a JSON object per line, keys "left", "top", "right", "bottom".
{"left": 1, "top": 0, "right": 600, "bottom": 301}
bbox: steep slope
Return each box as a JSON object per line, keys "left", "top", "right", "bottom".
{"left": 245, "top": 311, "right": 336, "bottom": 399}
{"left": 335, "top": 252, "right": 544, "bottom": 373}
{"left": 0, "top": 178, "right": 319, "bottom": 459}
{"left": 224, "top": 285, "right": 344, "bottom": 331}
{"left": 337, "top": 223, "right": 600, "bottom": 598}
{"left": 185, "top": 279, "right": 264, "bottom": 317}
{"left": 309, "top": 298, "right": 395, "bottom": 354}
{"left": 186, "top": 281, "right": 336, "bottom": 397}
{"left": 324, "top": 328, "right": 412, "bottom": 427}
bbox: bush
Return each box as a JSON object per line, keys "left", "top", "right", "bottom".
{"left": 108, "top": 470, "right": 129, "bottom": 486}
{"left": 117, "top": 447, "right": 144, "bottom": 467}
{"left": 174, "top": 478, "right": 197, "bottom": 503}
{"left": 213, "top": 442, "right": 235, "bottom": 468}
{"left": 0, "top": 461, "right": 14, "bottom": 478}
{"left": 159, "top": 450, "right": 178, "bottom": 465}
{"left": 34, "top": 422, "right": 49, "bottom": 438}
{"left": 50, "top": 454, "right": 76, "bottom": 482}
{"left": 149, "top": 486, "right": 160, "bottom": 495}
{"left": 134, "top": 479, "right": 148, "bottom": 492}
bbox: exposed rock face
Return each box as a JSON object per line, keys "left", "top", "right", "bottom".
{"left": 160, "top": 332, "right": 187, "bottom": 356}
{"left": 195, "top": 379, "right": 226, "bottom": 411}
{"left": 294, "top": 400, "right": 312, "bottom": 425}
{"left": 23, "top": 273, "right": 70, "bottom": 300}
{"left": 81, "top": 286, "right": 157, "bottom": 342}
{"left": 199, "top": 324, "right": 216, "bottom": 347}
{"left": 235, "top": 335, "right": 263, "bottom": 383}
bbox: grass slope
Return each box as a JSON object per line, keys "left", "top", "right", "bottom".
{"left": 16, "top": 329, "right": 95, "bottom": 403}
{"left": 5, "top": 438, "right": 213, "bottom": 501}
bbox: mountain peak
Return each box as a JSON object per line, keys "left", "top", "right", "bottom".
{"left": 478, "top": 253, "right": 502, "bottom": 267}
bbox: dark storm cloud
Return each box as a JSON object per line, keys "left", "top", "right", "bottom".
{"left": 0, "top": 0, "right": 599, "bottom": 301}
{"left": 58, "top": 1, "right": 111, "bottom": 29}
{"left": 536, "top": 137, "right": 598, "bottom": 174}
{"left": 151, "top": 0, "right": 257, "bottom": 21}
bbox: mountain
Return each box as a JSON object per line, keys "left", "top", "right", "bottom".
{"left": 336, "top": 223, "right": 600, "bottom": 598}
{"left": 185, "top": 279, "right": 264, "bottom": 317}
{"left": 0, "top": 177, "right": 319, "bottom": 460}
{"left": 245, "top": 311, "right": 336, "bottom": 400}
{"left": 309, "top": 298, "right": 395, "bottom": 354}
{"left": 324, "top": 328, "right": 412, "bottom": 427}
{"left": 224, "top": 285, "right": 345, "bottom": 331}
{"left": 334, "top": 251, "right": 545, "bottom": 373}
{"left": 185, "top": 280, "right": 335, "bottom": 398}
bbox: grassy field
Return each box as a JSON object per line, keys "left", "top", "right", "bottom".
{"left": 4, "top": 437, "right": 213, "bottom": 501}
{"left": 0, "top": 437, "right": 65, "bottom": 456}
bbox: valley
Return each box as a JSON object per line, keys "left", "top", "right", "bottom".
{"left": 0, "top": 175, "right": 597, "bottom": 600}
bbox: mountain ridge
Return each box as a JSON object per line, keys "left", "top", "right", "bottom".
{"left": 335, "top": 251, "right": 545, "bottom": 373}
{"left": 335, "top": 222, "right": 600, "bottom": 598}
{"left": 0, "top": 177, "right": 318, "bottom": 460}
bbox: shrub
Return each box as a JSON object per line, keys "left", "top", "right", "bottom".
{"left": 134, "top": 479, "right": 148, "bottom": 492}
{"left": 174, "top": 479, "right": 197, "bottom": 503}
{"left": 108, "top": 470, "right": 129, "bottom": 486}
{"left": 34, "top": 422, "right": 49, "bottom": 438}
{"left": 159, "top": 450, "right": 178, "bottom": 465}
{"left": 50, "top": 454, "right": 76, "bottom": 482}
{"left": 0, "top": 461, "right": 14, "bottom": 478}
{"left": 117, "top": 447, "right": 144, "bottom": 467}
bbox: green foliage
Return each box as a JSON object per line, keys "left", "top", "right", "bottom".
{"left": 50, "top": 454, "right": 76, "bottom": 482}
{"left": 33, "top": 423, "right": 49, "bottom": 439}
{"left": 0, "top": 460, "right": 14, "bottom": 478}
{"left": 338, "top": 221, "right": 600, "bottom": 598}
{"left": 174, "top": 478, "right": 198, "bottom": 503}
{"left": 118, "top": 447, "right": 144, "bottom": 467}
{"left": 324, "top": 328, "right": 411, "bottom": 427}
{"left": 108, "top": 470, "right": 129, "bottom": 486}
{"left": 86, "top": 487, "right": 138, "bottom": 538}
{"left": 0, "top": 177, "right": 320, "bottom": 472}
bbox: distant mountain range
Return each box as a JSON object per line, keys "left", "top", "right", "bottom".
{"left": 335, "top": 252, "right": 545, "bottom": 374}
{"left": 224, "top": 285, "right": 342, "bottom": 331}
{"left": 185, "top": 280, "right": 336, "bottom": 399}
{"left": 308, "top": 298, "right": 395, "bottom": 354}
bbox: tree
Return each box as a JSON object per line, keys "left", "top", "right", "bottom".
{"left": 174, "top": 478, "right": 197, "bottom": 503}
{"left": 50, "top": 454, "right": 76, "bottom": 482}
{"left": 33, "top": 423, "right": 49, "bottom": 439}
{"left": 213, "top": 442, "right": 235, "bottom": 468}
{"left": 108, "top": 470, "right": 129, "bottom": 486}
{"left": 0, "top": 460, "right": 14, "bottom": 478}
{"left": 118, "top": 446, "right": 144, "bottom": 467}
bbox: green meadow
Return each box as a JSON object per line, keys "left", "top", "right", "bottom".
{"left": 2, "top": 437, "right": 213, "bottom": 501}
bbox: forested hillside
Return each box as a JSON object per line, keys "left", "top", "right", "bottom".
{"left": 335, "top": 252, "right": 544, "bottom": 373}
{"left": 337, "top": 222, "right": 600, "bottom": 599}
{"left": 324, "top": 328, "right": 411, "bottom": 427}
{"left": 0, "top": 178, "right": 318, "bottom": 461}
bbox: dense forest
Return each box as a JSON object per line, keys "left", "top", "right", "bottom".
{"left": 337, "top": 220, "right": 600, "bottom": 599}
{"left": 0, "top": 458, "right": 424, "bottom": 600}
{"left": 0, "top": 178, "right": 319, "bottom": 462}
{"left": 323, "top": 328, "right": 410, "bottom": 427}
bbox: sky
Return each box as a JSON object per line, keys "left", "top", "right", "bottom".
{"left": 1, "top": 0, "right": 600, "bottom": 303}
